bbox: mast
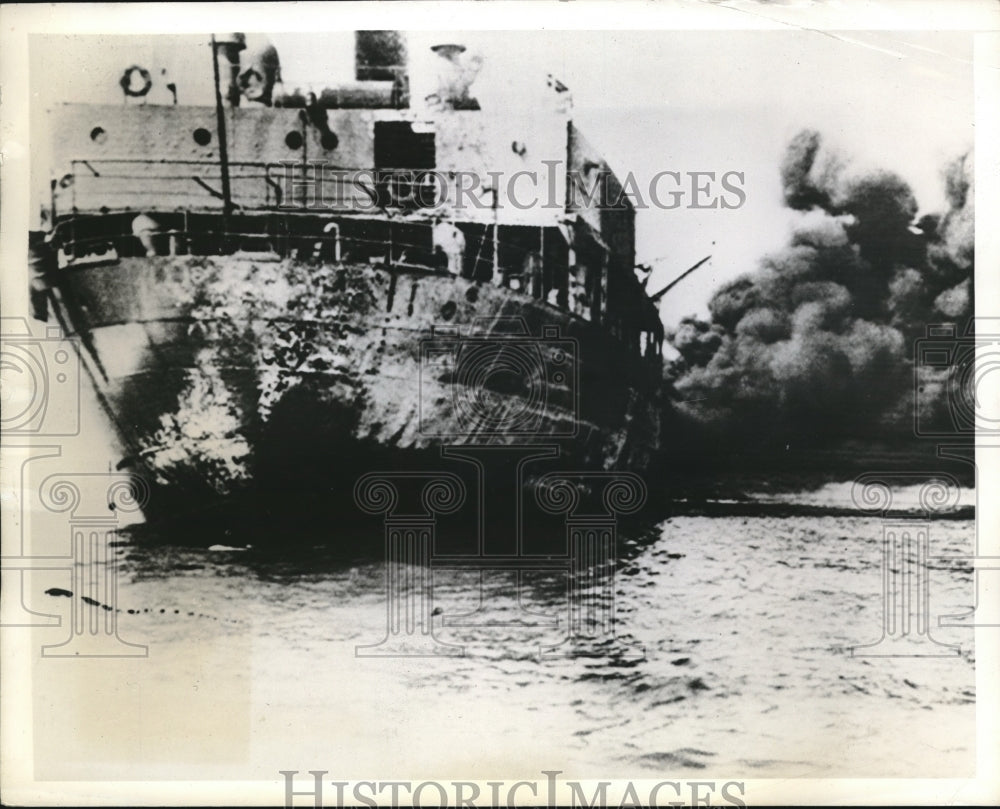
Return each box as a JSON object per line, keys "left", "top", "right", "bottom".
{"left": 210, "top": 35, "right": 234, "bottom": 221}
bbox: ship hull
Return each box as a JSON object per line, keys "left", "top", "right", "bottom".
{"left": 50, "top": 256, "right": 661, "bottom": 542}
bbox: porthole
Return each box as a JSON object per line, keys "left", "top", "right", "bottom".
{"left": 90, "top": 126, "right": 107, "bottom": 144}
{"left": 193, "top": 128, "right": 212, "bottom": 146}
{"left": 320, "top": 131, "right": 339, "bottom": 151}
{"left": 285, "top": 131, "right": 304, "bottom": 150}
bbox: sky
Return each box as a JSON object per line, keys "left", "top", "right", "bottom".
{"left": 536, "top": 30, "right": 974, "bottom": 326}
{"left": 29, "top": 29, "right": 974, "bottom": 327}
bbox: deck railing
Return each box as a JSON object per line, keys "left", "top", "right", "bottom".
{"left": 56, "top": 158, "right": 447, "bottom": 216}
{"left": 45, "top": 161, "right": 664, "bottom": 364}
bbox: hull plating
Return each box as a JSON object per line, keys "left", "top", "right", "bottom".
{"left": 52, "top": 256, "right": 661, "bottom": 524}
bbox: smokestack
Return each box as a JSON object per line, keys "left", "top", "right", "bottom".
{"left": 237, "top": 36, "right": 281, "bottom": 106}
{"left": 430, "top": 43, "right": 482, "bottom": 110}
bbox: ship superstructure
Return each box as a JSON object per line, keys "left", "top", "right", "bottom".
{"left": 31, "top": 32, "right": 664, "bottom": 528}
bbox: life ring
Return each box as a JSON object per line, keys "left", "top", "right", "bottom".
{"left": 120, "top": 65, "right": 152, "bottom": 98}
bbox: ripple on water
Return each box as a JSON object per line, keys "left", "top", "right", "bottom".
{"left": 72, "top": 511, "right": 978, "bottom": 779}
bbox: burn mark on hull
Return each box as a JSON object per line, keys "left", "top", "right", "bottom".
{"left": 51, "top": 257, "right": 661, "bottom": 523}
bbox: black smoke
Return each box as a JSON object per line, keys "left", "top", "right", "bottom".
{"left": 664, "top": 129, "right": 974, "bottom": 457}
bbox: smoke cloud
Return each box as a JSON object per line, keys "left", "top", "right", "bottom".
{"left": 665, "top": 129, "right": 974, "bottom": 453}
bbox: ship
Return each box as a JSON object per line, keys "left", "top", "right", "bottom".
{"left": 29, "top": 32, "right": 665, "bottom": 544}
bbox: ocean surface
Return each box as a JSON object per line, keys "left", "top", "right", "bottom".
{"left": 31, "top": 484, "right": 977, "bottom": 783}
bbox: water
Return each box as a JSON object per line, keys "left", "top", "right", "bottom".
{"left": 31, "top": 501, "right": 976, "bottom": 782}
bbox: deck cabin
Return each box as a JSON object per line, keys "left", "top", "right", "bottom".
{"left": 40, "top": 31, "right": 664, "bottom": 366}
